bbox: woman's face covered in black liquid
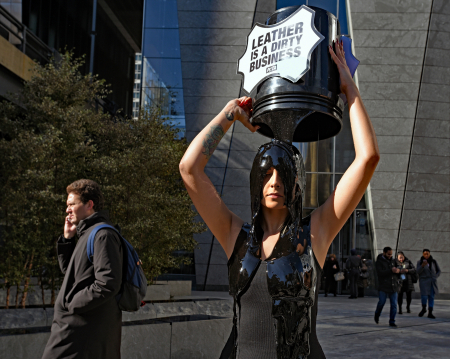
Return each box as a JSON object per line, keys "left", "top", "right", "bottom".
{"left": 260, "top": 167, "right": 286, "bottom": 210}
{"left": 250, "top": 139, "right": 306, "bottom": 224}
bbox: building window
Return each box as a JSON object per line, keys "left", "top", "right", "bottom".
{"left": 142, "top": 0, "right": 185, "bottom": 138}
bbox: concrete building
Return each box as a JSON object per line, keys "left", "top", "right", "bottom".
{"left": 143, "top": 0, "right": 449, "bottom": 296}
{"left": 0, "top": 0, "right": 143, "bottom": 117}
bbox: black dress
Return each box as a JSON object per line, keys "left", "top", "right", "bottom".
{"left": 221, "top": 216, "right": 325, "bottom": 359}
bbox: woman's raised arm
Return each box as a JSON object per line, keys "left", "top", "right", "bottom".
{"left": 179, "top": 98, "right": 258, "bottom": 258}
{"left": 311, "top": 40, "right": 381, "bottom": 267}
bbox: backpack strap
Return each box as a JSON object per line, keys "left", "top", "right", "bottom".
{"left": 87, "top": 224, "right": 120, "bottom": 263}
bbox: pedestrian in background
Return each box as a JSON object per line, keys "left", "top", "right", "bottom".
{"left": 395, "top": 251, "right": 416, "bottom": 314}
{"left": 42, "top": 179, "right": 124, "bottom": 359}
{"left": 357, "top": 257, "right": 368, "bottom": 298}
{"left": 417, "top": 249, "right": 441, "bottom": 319}
{"left": 324, "top": 254, "right": 340, "bottom": 297}
{"left": 374, "top": 247, "right": 400, "bottom": 327}
{"left": 346, "top": 249, "right": 362, "bottom": 299}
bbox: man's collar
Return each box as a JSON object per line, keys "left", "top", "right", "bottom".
{"left": 76, "top": 211, "right": 109, "bottom": 237}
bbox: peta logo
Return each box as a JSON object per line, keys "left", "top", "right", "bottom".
{"left": 266, "top": 65, "right": 277, "bottom": 73}
{"left": 237, "top": 6, "right": 324, "bottom": 94}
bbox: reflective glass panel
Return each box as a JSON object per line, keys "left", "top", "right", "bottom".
{"left": 144, "top": 57, "right": 183, "bottom": 88}
{"left": 355, "top": 211, "right": 372, "bottom": 258}
{"left": 298, "top": 138, "right": 333, "bottom": 173}
{"left": 318, "top": 137, "right": 333, "bottom": 173}
{"left": 145, "top": 0, "right": 179, "bottom": 29}
{"left": 166, "top": 88, "right": 185, "bottom": 116}
{"left": 142, "top": 87, "right": 185, "bottom": 116}
{"left": 142, "top": 86, "right": 171, "bottom": 111}
{"left": 303, "top": 173, "right": 333, "bottom": 208}
{"left": 143, "top": 29, "right": 181, "bottom": 58}
{"left": 296, "top": 142, "right": 308, "bottom": 162}
{"left": 302, "top": 141, "right": 318, "bottom": 173}
{"left": 141, "top": 0, "right": 186, "bottom": 137}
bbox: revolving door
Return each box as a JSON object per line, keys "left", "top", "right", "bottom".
{"left": 328, "top": 209, "right": 377, "bottom": 295}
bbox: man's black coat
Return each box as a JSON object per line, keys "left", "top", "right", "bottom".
{"left": 375, "top": 253, "right": 399, "bottom": 293}
{"left": 42, "top": 211, "right": 123, "bottom": 359}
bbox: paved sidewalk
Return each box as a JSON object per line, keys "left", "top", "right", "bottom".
{"left": 317, "top": 295, "right": 450, "bottom": 358}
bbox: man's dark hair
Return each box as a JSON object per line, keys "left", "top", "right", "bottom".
{"left": 423, "top": 249, "right": 430, "bottom": 253}
{"left": 383, "top": 246, "right": 392, "bottom": 253}
{"left": 66, "top": 179, "right": 104, "bottom": 212}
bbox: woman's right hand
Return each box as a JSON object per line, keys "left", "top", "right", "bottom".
{"left": 225, "top": 97, "right": 259, "bottom": 133}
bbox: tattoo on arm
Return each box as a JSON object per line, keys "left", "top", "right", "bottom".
{"left": 202, "top": 124, "right": 225, "bottom": 160}
{"left": 225, "top": 112, "right": 234, "bottom": 121}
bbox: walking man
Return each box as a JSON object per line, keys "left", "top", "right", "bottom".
{"left": 346, "top": 249, "right": 362, "bottom": 299}
{"left": 42, "top": 179, "right": 123, "bottom": 359}
{"left": 417, "top": 249, "right": 441, "bottom": 319}
{"left": 374, "top": 247, "right": 401, "bottom": 327}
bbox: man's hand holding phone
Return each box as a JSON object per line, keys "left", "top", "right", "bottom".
{"left": 64, "top": 216, "right": 77, "bottom": 239}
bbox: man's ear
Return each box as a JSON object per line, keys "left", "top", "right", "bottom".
{"left": 87, "top": 200, "right": 95, "bottom": 211}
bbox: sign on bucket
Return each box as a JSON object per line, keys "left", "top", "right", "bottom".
{"left": 237, "top": 6, "right": 324, "bottom": 94}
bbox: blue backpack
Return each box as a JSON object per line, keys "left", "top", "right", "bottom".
{"left": 87, "top": 224, "right": 147, "bottom": 312}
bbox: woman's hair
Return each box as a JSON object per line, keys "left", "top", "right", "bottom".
{"left": 249, "top": 140, "right": 306, "bottom": 238}
{"left": 66, "top": 179, "right": 104, "bottom": 212}
{"left": 329, "top": 253, "right": 337, "bottom": 260}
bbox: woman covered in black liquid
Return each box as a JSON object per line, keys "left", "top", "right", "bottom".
{"left": 180, "top": 41, "right": 380, "bottom": 358}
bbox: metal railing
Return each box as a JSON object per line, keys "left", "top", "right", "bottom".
{"left": 0, "top": 5, "right": 55, "bottom": 65}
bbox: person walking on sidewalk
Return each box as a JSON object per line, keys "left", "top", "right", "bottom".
{"left": 395, "top": 251, "right": 416, "bottom": 314}
{"left": 346, "top": 249, "right": 362, "bottom": 299}
{"left": 357, "top": 257, "right": 369, "bottom": 298}
{"left": 42, "top": 179, "right": 123, "bottom": 359}
{"left": 324, "top": 254, "right": 340, "bottom": 297}
{"left": 374, "top": 247, "right": 401, "bottom": 327}
{"left": 417, "top": 249, "right": 441, "bottom": 319}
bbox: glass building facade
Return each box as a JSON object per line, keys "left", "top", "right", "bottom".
{"left": 133, "top": 53, "right": 142, "bottom": 119}
{"left": 140, "top": 0, "right": 190, "bottom": 282}
{"left": 21, "top": 0, "right": 142, "bottom": 117}
{"left": 278, "top": 0, "right": 376, "bottom": 293}
{"left": 140, "top": 0, "right": 186, "bottom": 136}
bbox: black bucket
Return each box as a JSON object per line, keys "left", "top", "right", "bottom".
{"left": 251, "top": 6, "right": 344, "bottom": 143}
